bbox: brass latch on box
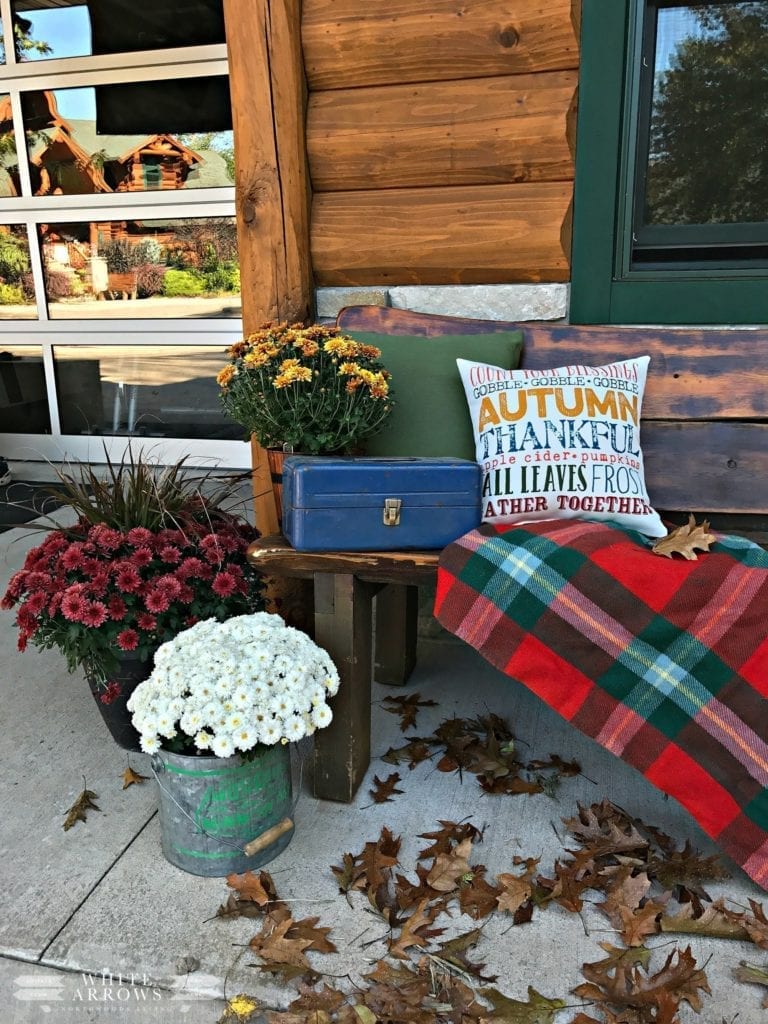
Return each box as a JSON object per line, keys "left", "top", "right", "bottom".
{"left": 383, "top": 497, "right": 402, "bottom": 526}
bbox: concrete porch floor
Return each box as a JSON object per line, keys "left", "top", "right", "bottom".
{"left": 1, "top": 518, "right": 765, "bottom": 1024}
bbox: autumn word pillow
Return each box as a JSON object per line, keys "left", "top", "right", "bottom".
{"left": 456, "top": 355, "right": 666, "bottom": 537}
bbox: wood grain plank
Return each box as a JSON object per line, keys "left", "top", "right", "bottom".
{"left": 337, "top": 309, "right": 768, "bottom": 421}
{"left": 643, "top": 422, "right": 768, "bottom": 514}
{"left": 307, "top": 72, "right": 577, "bottom": 191}
{"left": 303, "top": 0, "right": 579, "bottom": 89}
{"left": 248, "top": 535, "right": 440, "bottom": 584}
{"left": 224, "top": 0, "right": 314, "bottom": 550}
{"left": 312, "top": 183, "right": 572, "bottom": 285}
{"left": 223, "top": 0, "right": 313, "bottom": 324}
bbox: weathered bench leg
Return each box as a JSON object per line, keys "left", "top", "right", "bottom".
{"left": 374, "top": 584, "right": 418, "bottom": 686}
{"left": 312, "top": 572, "right": 379, "bottom": 802}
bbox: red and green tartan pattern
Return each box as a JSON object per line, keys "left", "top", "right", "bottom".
{"left": 434, "top": 519, "right": 768, "bottom": 889}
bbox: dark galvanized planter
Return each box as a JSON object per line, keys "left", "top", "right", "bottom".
{"left": 85, "top": 654, "right": 154, "bottom": 752}
{"left": 151, "top": 744, "right": 293, "bottom": 876}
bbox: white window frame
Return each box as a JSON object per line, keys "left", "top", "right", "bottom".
{"left": 0, "top": 3, "right": 247, "bottom": 468}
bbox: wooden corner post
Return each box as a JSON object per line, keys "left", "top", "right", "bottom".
{"left": 223, "top": 0, "right": 315, "bottom": 537}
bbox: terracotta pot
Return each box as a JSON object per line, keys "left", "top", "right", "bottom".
{"left": 265, "top": 445, "right": 301, "bottom": 528}
{"left": 84, "top": 653, "right": 154, "bottom": 751}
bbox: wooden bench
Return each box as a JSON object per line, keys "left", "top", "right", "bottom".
{"left": 248, "top": 306, "right": 768, "bottom": 802}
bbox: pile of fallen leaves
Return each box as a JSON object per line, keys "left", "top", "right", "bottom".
{"left": 212, "top": 798, "right": 768, "bottom": 1023}
{"left": 377, "top": 707, "right": 582, "bottom": 801}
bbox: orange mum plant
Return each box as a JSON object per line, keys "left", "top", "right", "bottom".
{"left": 217, "top": 322, "right": 395, "bottom": 455}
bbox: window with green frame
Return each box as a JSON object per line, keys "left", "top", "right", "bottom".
{"left": 570, "top": 0, "right": 768, "bottom": 324}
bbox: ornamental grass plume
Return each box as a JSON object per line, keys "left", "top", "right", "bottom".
{"left": 1, "top": 450, "right": 264, "bottom": 693}
{"left": 217, "top": 321, "right": 395, "bottom": 454}
{"left": 128, "top": 612, "right": 340, "bottom": 756}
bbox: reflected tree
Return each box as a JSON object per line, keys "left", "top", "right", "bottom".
{"left": 645, "top": 2, "right": 768, "bottom": 225}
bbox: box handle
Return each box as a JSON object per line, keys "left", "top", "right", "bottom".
{"left": 383, "top": 497, "right": 402, "bottom": 526}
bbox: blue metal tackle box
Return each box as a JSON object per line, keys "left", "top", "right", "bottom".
{"left": 281, "top": 456, "right": 482, "bottom": 552}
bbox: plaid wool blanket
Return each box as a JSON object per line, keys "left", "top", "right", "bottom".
{"left": 434, "top": 519, "right": 768, "bottom": 889}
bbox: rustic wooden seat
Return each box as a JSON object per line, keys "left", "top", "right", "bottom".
{"left": 248, "top": 306, "right": 768, "bottom": 802}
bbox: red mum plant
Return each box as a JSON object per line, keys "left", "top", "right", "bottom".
{"left": 1, "top": 449, "right": 264, "bottom": 690}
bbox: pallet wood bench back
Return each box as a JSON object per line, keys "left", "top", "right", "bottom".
{"left": 248, "top": 306, "right": 768, "bottom": 803}
{"left": 338, "top": 306, "right": 768, "bottom": 525}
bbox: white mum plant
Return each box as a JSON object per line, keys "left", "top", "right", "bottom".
{"left": 127, "top": 612, "right": 340, "bottom": 757}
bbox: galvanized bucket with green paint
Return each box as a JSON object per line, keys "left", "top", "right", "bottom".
{"left": 151, "top": 744, "right": 293, "bottom": 876}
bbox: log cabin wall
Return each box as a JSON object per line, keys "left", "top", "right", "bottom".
{"left": 302, "top": 0, "right": 580, "bottom": 288}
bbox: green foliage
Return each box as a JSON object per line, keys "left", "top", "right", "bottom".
{"left": 162, "top": 269, "right": 205, "bottom": 297}
{"left": 0, "top": 233, "right": 30, "bottom": 284}
{"left": 203, "top": 264, "right": 240, "bottom": 293}
{"left": 0, "top": 283, "right": 24, "bottom": 305}
{"left": 646, "top": 4, "right": 768, "bottom": 224}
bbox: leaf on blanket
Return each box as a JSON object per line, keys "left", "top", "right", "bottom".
{"left": 652, "top": 514, "right": 716, "bottom": 560}
{"left": 369, "top": 772, "right": 404, "bottom": 804}
{"left": 63, "top": 786, "right": 100, "bottom": 830}
{"left": 381, "top": 692, "right": 438, "bottom": 732}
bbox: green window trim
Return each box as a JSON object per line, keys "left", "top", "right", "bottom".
{"left": 570, "top": 0, "right": 768, "bottom": 325}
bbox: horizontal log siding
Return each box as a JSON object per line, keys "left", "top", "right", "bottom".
{"left": 307, "top": 72, "right": 578, "bottom": 191}
{"left": 304, "top": 0, "right": 579, "bottom": 287}
{"left": 312, "top": 183, "right": 572, "bottom": 285}
{"left": 302, "top": 0, "right": 579, "bottom": 89}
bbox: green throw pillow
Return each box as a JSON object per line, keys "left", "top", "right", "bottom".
{"left": 347, "top": 330, "right": 524, "bottom": 460}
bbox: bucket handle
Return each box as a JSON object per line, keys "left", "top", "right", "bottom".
{"left": 244, "top": 816, "right": 294, "bottom": 857}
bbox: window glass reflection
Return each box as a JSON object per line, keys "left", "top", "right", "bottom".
{"left": 0, "top": 346, "right": 49, "bottom": 433}
{"left": 39, "top": 217, "right": 240, "bottom": 319}
{"left": 2, "top": 9, "right": 53, "bottom": 61}
{"left": 0, "top": 95, "right": 19, "bottom": 198}
{"left": 22, "top": 82, "right": 233, "bottom": 196}
{"left": 11, "top": 0, "right": 224, "bottom": 62}
{"left": 53, "top": 345, "right": 241, "bottom": 439}
{"left": 0, "top": 226, "right": 37, "bottom": 318}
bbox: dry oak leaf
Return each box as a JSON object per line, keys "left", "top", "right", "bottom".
{"left": 478, "top": 984, "right": 567, "bottom": 1023}
{"left": 652, "top": 515, "right": 716, "bottom": 560}
{"left": 574, "top": 944, "right": 710, "bottom": 1017}
{"left": 429, "top": 928, "right": 498, "bottom": 984}
{"left": 381, "top": 691, "right": 438, "bottom": 732}
{"left": 388, "top": 897, "right": 444, "bottom": 959}
{"left": 418, "top": 819, "right": 484, "bottom": 861}
{"left": 459, "top": 864, "right": 502, "bottom": 920}
{"left": 121, "top": 766, "right": 148, "bottom": 789}
{"left": 564, "top": 801, "right": 649, "bottom": 858}
{"left": 226, "top": 870, "right": 273, "bottom": 906}
{"left": 362, "top": 959, "right": 434, "bottom": 1023}
{"left": 249, "top": 917, "right": 313, "bottom": 972}
{"left": 496, "top": 872, "right": 535, "bottom": 917}
{"left": 63, "top": 787, "right": 100, "bottom": 830}
{"left": 287, "top": 916, "right": 337, "bottom": 954}
{"left": 733, "top": 961, "right": 768, "bottom": 1008}
{"left": 369, "top": 772, "right": 404, "bottom": 804}
{"left": 659, "top": 901, "right": 751, "bottom": 942}
{"left": 426, "top": 835, "right": 473, "bottom": 893}
{"left": 359, "top": 826, "right": 401, "bottom": 892}
{"left": 382, "top": 739, "right": 433, "bottom": 769}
